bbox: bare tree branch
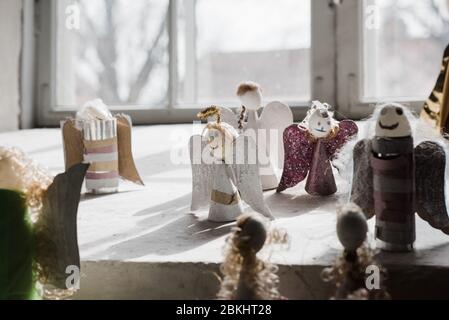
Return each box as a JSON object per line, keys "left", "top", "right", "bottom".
{"left": 74, "top": 1, "right": 169, "bottom": 105}
{"left": 126, "top": 9, "right": 169, "bottom": 104}
{"left": 400, "top": 0, "right": 449, "bottom": 42}
{"left": 96, "top": 0, "right": 121, "bottom": 103}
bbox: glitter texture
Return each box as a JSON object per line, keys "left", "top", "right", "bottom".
{"left": 277, "top": 120, "right": 358, "bottom": 196}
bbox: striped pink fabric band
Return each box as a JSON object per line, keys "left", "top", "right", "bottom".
{"left": 86, "top": 171, "right": 119, "bottom": 180}
{"left": 85, "top": 144, "right": 118, "bottom": 154}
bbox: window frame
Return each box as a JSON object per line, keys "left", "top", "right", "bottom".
{"left": 34, "top": 0, "right": 336, "bottom": 126}
{"left": 335, "top": 0, "right": 426, "bottom": 120}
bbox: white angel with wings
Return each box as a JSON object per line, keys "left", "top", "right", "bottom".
{"left": 189, "top": 106, "right": 273, "bottom": 222}
{"left": 219, "top": 82, "right": 293, "bottom": 191}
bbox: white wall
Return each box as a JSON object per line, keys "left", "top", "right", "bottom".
{"left": 0, "top": 0, "right": 22, "bottom": 132}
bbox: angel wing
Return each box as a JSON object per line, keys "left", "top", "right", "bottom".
{"left": 350, "top": 139, "right": 375, "bottom": 219}
{"left": 61, "top": 119, "right": 84, "bottom": 171}
{"left": 219, "top": 106, "right": 239, "bottom": 129}
{"left": 326, "top": 120, "right": 359, "bottom": 157}
{"left": 259, "top": 101, "right": 294, "bottom": 169}
{"left": 35, "top": 163, "right": 89, "bottom": 289}
{"left": 415, "top": 141, "right": 449, "bottom": 234}
{"left": 62, "top": 115, "right": 143, "bottom": 185}
{"left": 230, "top": 135, "right": 273, "bottom": 219}
{"left": 276, "top": 125, "right": 314, "bottom": 193}
{"left": 116, "top": 114, "right": 144, "bottom": 185}
{"left": 189, "top": 135, "right": 214, "bottom": 211}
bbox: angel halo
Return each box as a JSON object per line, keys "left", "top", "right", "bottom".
{"left": 219, "top": 82, "right": 293, "bottom": 191}
{"left": 189, "top": 106, "right": 273, "bottom": 222}
{"left": 277, "top": 101, "right": 358, "bottom": 196}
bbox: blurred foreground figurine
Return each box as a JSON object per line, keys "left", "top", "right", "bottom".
{"left": 421, "top": 44, "right": 449, "bottom": 134}
{"left": 0, "top": 146, "right": 88, "bottom": 299}
{"left": 220, "top": 82, "right": 293, "bottom": 190}
{"left": 189, "top": 107, "right": 273, "bottom": 222}
{"left": 277, "top": 101, "right": 358, "bottom": 196}
{"left": 61, "top": 99, "right": 143, "bottom": 194}
{"left": 322, "top": 203, "right": 390, "bottom": 300}
{"left": 351, "top": 103, "right": 449, "bottom": 252}
{"left": 217, "top": 213, "right": 287, "bottom": 300}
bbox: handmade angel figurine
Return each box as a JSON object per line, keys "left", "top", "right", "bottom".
{"left": 277, "top": 101, "right": 358, "bottom": 196}
{"left": 220, "top": 82, "right": 293, "bottom": 190}
{"left": 189, "top": 106, "right": 273, "bottom": 222}
{"left": 62, "top": 99, "right": 143, "bottom": 194}
{"left": 0, "top": 146, "right": 88, "bottom": 300}
{"left": 351, "top": 103, "right": 449, "bottom": 252}
{"left": 321, "top": 203, "right": 390, "bottom": 300}
{"left": 217, "top": 213, "right": 287, "bottom": 300}
{"left": 421, "top": 43, "right": 449, "bottom": 134}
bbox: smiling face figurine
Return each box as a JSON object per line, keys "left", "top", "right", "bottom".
{"left": 351, "top": 103, "right": 449, "bottom": 252}
{"left": 376, "top": 104, "right": 411, "bottom": 138}
{"left": 308, "top": 108, "right": 334, "bottom": 139}
{"left": 372, "top": 104, "right": 415, "bottom": 251}
{"left": 277, "top": 101, "right": 358, "bottom": 196}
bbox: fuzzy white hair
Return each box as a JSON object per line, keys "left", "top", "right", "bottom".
{"left": 333, "top": 102, "right": 449, "bottom": 215}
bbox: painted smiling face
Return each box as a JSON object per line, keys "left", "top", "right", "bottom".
{"left": 308, "top": 108, "right": 333, "bottom": 139}
{"left": 375, "top": 105, "right": 411, "bottom": 138}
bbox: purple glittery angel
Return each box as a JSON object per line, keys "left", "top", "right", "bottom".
{"left": 277, "top": 101, "right": 358, "bottom": 196}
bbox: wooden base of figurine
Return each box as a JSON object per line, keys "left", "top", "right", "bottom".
{"left": 260, "top": 172, "right": 279, "bottom": 191}
{"left": 209, "top": 201, "right": 244, "bottom": 222}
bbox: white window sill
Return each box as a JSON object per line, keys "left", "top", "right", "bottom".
{"left": 0, "top": 125, "right": 448, "bottom": 299}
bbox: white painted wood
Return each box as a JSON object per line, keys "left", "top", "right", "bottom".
{"left": 21, "top": 0, "right": 36, "bottom": 129}
{"left": 336, "top": 0, "right": 424, "bottom": 119}
{"left": 168, "top": 0, "right": 179, "bottom": 109}
{"left": 181, "top": 0, "right": 197, "bottom": 104}
{"left": 0, "top": 0, "right": 22, "bottom": 132}
{"left": 208, "top": 165, "right": 244, "bottom": 222}
{"left": 312, "top": 0, "right": 336, "bottom": 106}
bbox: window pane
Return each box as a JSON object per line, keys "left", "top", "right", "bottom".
{"left": 177, "top": 0, "right": 311, "bottom": 106}
{"left": 55, "top": 0, "right": 169, "bottom": 109}
{"left": 363, "top": 0, "right": 449, "bottom": 100}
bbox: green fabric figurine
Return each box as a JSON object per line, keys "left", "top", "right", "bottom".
{"left": 0, "top": 189, "right": 38, "bottom": 299}
{"left": 0, "top": 147, "right": 88, "bottom": 300}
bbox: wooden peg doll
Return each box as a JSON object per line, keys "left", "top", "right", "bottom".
{"left": 322, "top": 203, "right": 390, "bottom": 300}
{"left": 217, "top": 213, "right": 287, "bottom": 300}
